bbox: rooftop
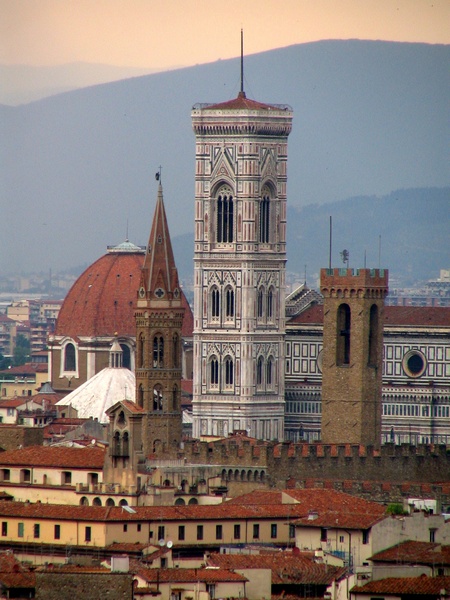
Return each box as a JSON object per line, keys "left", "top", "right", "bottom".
{"left": 0, "top": 445, "right": 105, "bottom": 469}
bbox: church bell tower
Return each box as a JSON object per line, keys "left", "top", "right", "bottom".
{"left": 191, "top": 91, "right": 293, "bottom": 441}
{"left": 135, "top": 181, "right": 184, "bottom": 455}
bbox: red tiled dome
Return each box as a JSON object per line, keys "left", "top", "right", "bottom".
{"left": 55, "top": 245, "right": 145, "bottom": 340}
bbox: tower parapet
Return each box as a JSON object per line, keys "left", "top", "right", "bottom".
{"left": 320, "top": 268, "right": 389, "bottom": 299}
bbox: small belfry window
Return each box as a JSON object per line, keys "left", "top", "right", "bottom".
{"left": 216, "top": 185, "right": 234, "bottom": 243}
{"left": 64, "top": 343, "right": 76, "bottom": 371}
{"left": 153, "top": 335, "right": 164, "bottom": 368}
{"left": 139, "top": 334, "right": 145, "bottom": 368}
{"left": 153, "top": 385, "right": 163, "bottom": 411}
{"left": 259, "top": 187, "right": 271, "bottom": 243}
{"left": 138, "top": 384, "right": 144, "bottom": 408}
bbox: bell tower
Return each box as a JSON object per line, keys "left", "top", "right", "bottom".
{"left": 320, "top": 268, "right": 389, "bottom": 447}
{"left": 191, "top": 92, "right": 293, "bottom": 441}
{"left": 135, "top": 181, "right": 184, "bottom": 455}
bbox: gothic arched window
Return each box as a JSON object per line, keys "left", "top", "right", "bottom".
{"left": 257, "top": 288, "right": 264, "bottom": 320}
{"left": 172, "top": 385, "right": 178, "bottom": 411}
{"left": 216, "top": 185, "right": 234, "bottom": 243}
{"left": 210, "top": 356, "right": 219, "bottom": 388}
{"left": 337, "top": 304, "right": 351, "bottom": 366}
{"left": 113, "top": 431, "right": 120, "bottom": 456}
{"left": 224, "top": 357, "right": 234, "bottom": 389}
{"left": 139, "top": 334, "right": 145, "bottom": 368}
{"left": 172, "top": 333, "right": 179, "bottom": 368}
{"left": 259, "top": 187, "right": 271, "bottom": 243}
{"left": 266, "top": 356, "right": 274, "bottom": 387}
{"left": 153, "top": 335, "right": 164, "bottom": 368}
{"left": 257, "top": 356, "right": 264, "bottom": 387}
{"left": 211, "top": 287, "right": 220, "bottom": 321}
{"left": 138, "top": 384, "right": 144, "bottom": 408}
{"left": 225, "top": 287, "right": 235, "bottom": 320}
{"left": 267, "top": 287, "right": 274, "bottom": 320}
{"left": 122, "top": 432, "right": 129, "bottom": 456}
{"left": 64, "top": 343, "right": 76, "bottom": 372}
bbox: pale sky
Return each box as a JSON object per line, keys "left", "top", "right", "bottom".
{"left": 1, "top": 0, "right": 449, "bottom": 68}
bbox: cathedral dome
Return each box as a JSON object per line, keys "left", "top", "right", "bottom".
{"left": 55, "top": 242, "right": 145, "bottom": 341}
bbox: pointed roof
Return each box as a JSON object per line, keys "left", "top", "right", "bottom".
{"left": 141, "top": 183, "right": 180, "bottom": 299}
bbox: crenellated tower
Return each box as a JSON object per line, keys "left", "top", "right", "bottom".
{"left": 135, "top": 182, "right": 184, "bottom": 454}
{"left": 320, "top": 268, "right": 389, "bottom": 447}
{"left": 191, "top": 92, "right": 293, "bottom": 440}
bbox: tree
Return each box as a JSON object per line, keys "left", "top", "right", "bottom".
{"left": 13, "top": 334, "right": 30, "bottom": 367}
{"left": 0, "top": 352, "right": 11, "bottom": 370}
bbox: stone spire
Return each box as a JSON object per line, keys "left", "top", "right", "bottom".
{"left": 135, "top": 181, "right": 184, "bottom": 456}
{"left": 140, "top": 182, "right": 180, "bottom": 301}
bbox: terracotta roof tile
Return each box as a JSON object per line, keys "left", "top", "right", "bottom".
{"left": 370, "top": 541, "right": 450, "bottom": 566}
{"left": 0, "top": 446, "right": 105, "bottom": 469}
{"left": 135, "top": 566, "right": 247, "bottom": 584}
{"left": 351, "top": 574, "right": 450, "bottom": 594}
{"left": 0, "top": 488, "right": 384, "bottom": 524}
{"left": 208, "top": 551, "right": 346, "bottom": 585}
{"left": 203, "top": 94, "right": 279, "bottom": 112}
{"left": 289, "top": 304, "right": 450, "bottom": 328}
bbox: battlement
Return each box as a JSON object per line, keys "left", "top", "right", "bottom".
{"left": 178, "top": 440, "right": 450, "bottom": 488}
{"left": 320, "top": 268, "right": 389, "bottom": 298}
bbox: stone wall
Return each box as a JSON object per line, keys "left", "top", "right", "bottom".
{"left": 179, "top": 439, "right": 450, "bottom": 489}
{"left": 35, "top": 572, "right": 134, "bottom": 600}
{"left": 0, "top": 426, "right": 43, "bottom": 451}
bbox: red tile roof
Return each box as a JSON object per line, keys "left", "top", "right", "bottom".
{"left": 0, "top": 398, "right": 26, "bottom": 408}
{"left": 135, "top": 566, "right": 247, "bottom": 584}
{"left": 208, "top": 551, "right": 346, "bottom": 585}
{"left": 228, "top": 489, "right": 386, "bottom": 530}
{"left": 0, "top": 492, "right": 385, "bottom": 525}
{"left": 351, "top": 574, "right": 450, "bottom": 594}
{"left": 0, "top": 572, "right": 35, "bottom": 589}
{"left": 0, "top": 363, "right": 48, "bottom": 375}
{"left": 204, "top": 94, "right": 278, "bottom": 112}
{"left": 288, "top": 304, "right": 450, "bottom": 328}
{"left": 370, "top": 541, "right": 450, "bottom": 566}
{"left": 384, "top": 305, "right": 450, "bottom": 326}
{"left": 0, "top": 446, "right": 105, "bottom": 469}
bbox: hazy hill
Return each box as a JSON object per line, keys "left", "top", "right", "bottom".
{"left": 0, "top": 63, "right": 165, "bottom": 105}
{"left": 1, "top": 40, "right": 448, "bottom": 278}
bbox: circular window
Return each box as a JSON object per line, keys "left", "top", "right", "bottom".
{"left": 402, "top": 350, "right": 426, "bottom": 378}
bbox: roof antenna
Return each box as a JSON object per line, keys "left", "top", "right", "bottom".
{"left": 239, "top": 28, "right": 246, "bottom": 98}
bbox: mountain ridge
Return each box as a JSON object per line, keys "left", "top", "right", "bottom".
{"left": 1, "top": 40, "right": 448, "bottom": 278}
